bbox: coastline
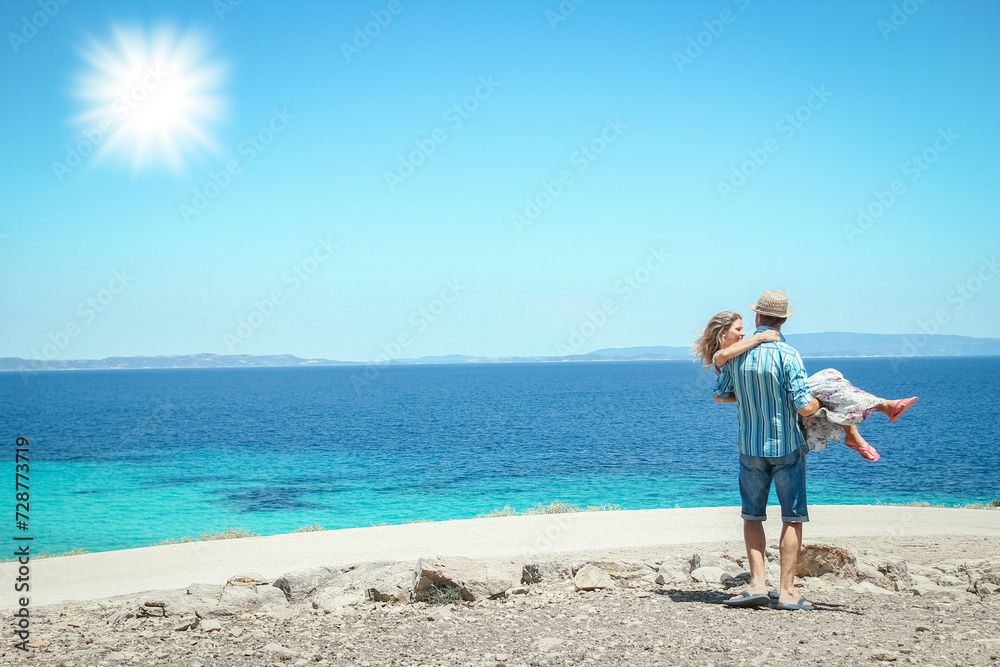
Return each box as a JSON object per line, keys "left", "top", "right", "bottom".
{"left": 4, "top": 505, "right": 999, "bottom": 666}
{"left": 5, "top": 353, "right": 1000, "bottom": 372}
{"left": 5, "top": 504, "right": 999, "bottom": 609}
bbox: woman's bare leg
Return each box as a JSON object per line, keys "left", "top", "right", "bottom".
{"left": 843, "top": 425, "right": 878, "bottom": 461}
{"left": 877, "top": 397, "right": 919, "bottom": 423}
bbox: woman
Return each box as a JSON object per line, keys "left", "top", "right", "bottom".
{"left": 693, "top": 311, "right": 917, "bottom": 462}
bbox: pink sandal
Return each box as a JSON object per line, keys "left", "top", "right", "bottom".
{"left": 888, "top": 396, "right": 918, "bottom": 424}
{"left": 846, "top": 441, "right": 880, "bottom": 462}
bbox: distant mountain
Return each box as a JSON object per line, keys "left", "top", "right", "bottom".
{"left": 0, "top": 353, "right": 358, "bottom": 372}
{"left": 785, "top": 332, "right": 1000, "bottom": 358}
{"left": 586, "top": 346, "right": 691, "bottom": 359}
{"left": 2, "top": 332, "right": 998, "bottom": 372}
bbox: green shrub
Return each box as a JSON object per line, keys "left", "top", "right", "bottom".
{"left": 422, "top": 583, "right": 462, "bottom": 605}
{"left": 476, "top": 501, "right": 623, "bottom": 518}
{"left": 198, "top": 528, "right": 260, "bottom": 541}
{"left": 40, "top": 548, "right": 89, "bottom": 559}
{"left": 290, "top": 523, "right": 325, "bottom": 533}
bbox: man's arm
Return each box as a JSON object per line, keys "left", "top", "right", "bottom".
{"left": 714, "top": 394, "right": 737, "bottom": 404}
{"left": 782, "top": 349, "right": 816, "bottom": 415}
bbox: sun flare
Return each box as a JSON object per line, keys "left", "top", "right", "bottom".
{"left": 72, "top": 23, "right": 228, "bottom": 172}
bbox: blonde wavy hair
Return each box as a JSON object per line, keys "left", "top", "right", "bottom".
{"left": 691, "top": 311, "right": 742, "bottom": 370}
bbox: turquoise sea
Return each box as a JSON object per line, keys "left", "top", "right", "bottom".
{"left": 2, "top": 357, "right": 998, "bottom": 554}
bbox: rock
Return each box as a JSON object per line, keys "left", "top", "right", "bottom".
{"left": 569, "top": 560, "right": 651, "bottom": 582}
{"left": 601, "top": 561, "right": 653, "bottom": 581}
{"left": 199, "top": 619, "right": 222, "bottom": 632}
{"left": 105, "top": 586, "right": 224, "bottom": 627}
{"left": 909, "top": 583, "right": 950, "bottom": 597}
{"left": 855, "top": 559, "right": 884, "bottom": 584}
{"left": 305, "top": 562, "right": 417, "bottom": 610}
{"left": 272, "top": 566, "right": 340, "bottom": 601}
{"left": 655, "top": 555, "right": 693, "bottom": 585}
{"left": 312, "top": 587, "right": 366, "bottom": 612}
{"left": 906, "top": 563, "right": 938, "bottom": 578}
{"left": 227, "top": 573, "right": 270, "bottom": 588}
{"left": 855, "top": 550, "right": 911, "bottom": 590}
{"left": 797, "top": 544, "right": 859, "bottom": 580}
{"left": 138, "top": 600, "right": 166, "bottom": 617}
{"left": 107, "top": 609, "right": 135, "bottom": 626}
{"left": 533, "top": 637, "right": 562, "bottom": 652}
{"left": 172, "top": 617, "right": 198, "bottom": 632}
{"left": 522, "top": 561, "right": 572, "bottom": 584}
{"left": 359, "top": 562, "right": 416, "bottom": 603}
{"left": 969, "top": 579, "right": 995, "bottom": 599}
{"left": 690, "top": 566, "right": 726, "bottom": 584}
{"left": 414, "top": 557, "right": 518, "bottom": 601}
{"left": 207, "top": 577, "right": 290, "bottom": 617}
{"left": 691, "top": 553, "right": 743, "bottom": 576}
{"left": 851, "top": 581, "right": 895, "bottom": 596}
{"left": 573, "top": 564, "right": 613, "bottom": 591}
{"left": 721, "top": 575, "right": 745, "bottom": 589}
{"left": 872, "top": 650, "right": 899, "bottom": 662}
{"left": 182, "top": 584, "right": 228, "bottom": 618}
{"left": 262, "top": 642, "right": 296, "bottom": 661}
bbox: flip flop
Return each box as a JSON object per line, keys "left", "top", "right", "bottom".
{"left": 722, "top": 591, "right": 771, "bottom": 608}
{"left": 774, "top": 596, "right": 816, "bottom": 611}
{"left": 888, "top": 396, "right": 918, "bottom": 424}
{"left": 845, "top": 441, "right": 880, "bottom": 462}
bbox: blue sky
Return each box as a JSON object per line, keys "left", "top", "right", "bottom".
{"left": 2, "top": 0, "right": 998, "bottom": 362}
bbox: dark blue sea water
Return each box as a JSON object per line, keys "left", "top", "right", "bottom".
{"left": 2, "top": 357, "right": 998, "bottom": 554}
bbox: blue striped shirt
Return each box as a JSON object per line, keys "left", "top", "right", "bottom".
{"left": 713, "top": 326, "right": 813, "bottom": 457}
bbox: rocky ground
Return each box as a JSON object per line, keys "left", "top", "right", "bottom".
{"left": 4, "top": 535, "right": 999, "bottom": 666}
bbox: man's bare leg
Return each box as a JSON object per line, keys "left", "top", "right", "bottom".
{"left": 743, "top": 519, "right": 768, "bottom": 595}
{"left": 777, "top": 521, "right": 810, "bottom": 606}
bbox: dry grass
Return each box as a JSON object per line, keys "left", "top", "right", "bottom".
{"left": 874, "top": 500, "right": 999, "bottom": 510}
{"left": 475, "top": 501, "right": 623, "bottom": 519}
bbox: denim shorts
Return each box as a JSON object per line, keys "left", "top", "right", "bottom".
{"left": 738, "top": 446, "right": 808, "bottom": 523}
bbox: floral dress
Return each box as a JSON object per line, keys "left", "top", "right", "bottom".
{"left": 800, "top": 368, "right": 883, "bottom": 451}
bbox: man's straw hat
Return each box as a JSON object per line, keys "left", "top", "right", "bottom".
{"left": 750, "top": 290, "right": 793, "bottom": 318}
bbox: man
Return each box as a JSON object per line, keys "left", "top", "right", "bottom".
{"left": 713, "top": 290, "right": 820, "bottom": 610}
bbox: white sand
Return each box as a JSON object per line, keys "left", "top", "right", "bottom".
{"left": 3, "top": 505, "right": 997, "bottom": 609}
